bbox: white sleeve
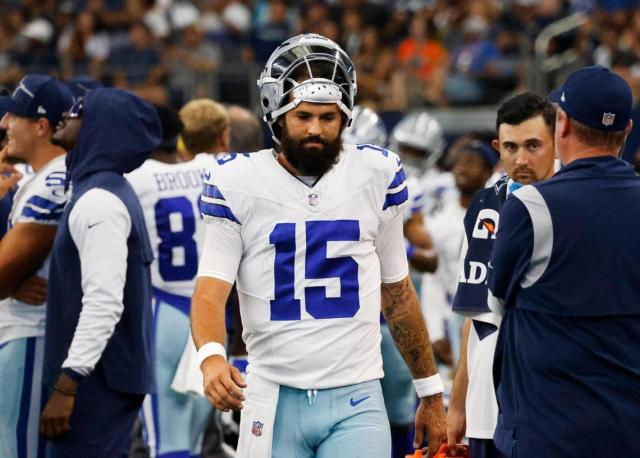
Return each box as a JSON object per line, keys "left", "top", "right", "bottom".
{"left": 62, "top": 188, "right": 131, "bottom": 376}
{"left": 197, "top": 219, "right": 243, "bottom": 284}
{"left": 376, "top": 211, "right": 409, "bottom": 284}
{"left": 15, "top": 169, "right": 67, "bottom": 225}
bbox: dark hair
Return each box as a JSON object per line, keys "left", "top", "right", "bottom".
{"left": 496, "top": 92, "right": 556, "bottom": 136}
{"left": 154, "top": 104, "right": 183, "bottom": 152}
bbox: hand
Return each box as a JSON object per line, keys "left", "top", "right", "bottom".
{"left": 201, "top": 355, "right": 247, "bottom": 412}
{"left": 446, "top": 404, "right": 466, "bottom": 456}
{"left": 414, "top": 393, "right": 446, "bottom": 458}
{"left": 40, "top": 373, "right": 78, "bottom": 439}
{"left": 13, "top": 275, "right": 48, "bottom": 305}
{"left": 0, "top": 163, "right": 22, "bottom": 199}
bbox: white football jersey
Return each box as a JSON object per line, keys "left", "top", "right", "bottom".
{"left": 0, "top": 155, "right": 67, "bottom": 345}
{"left": 466, "top": 322, "right": 499, "bottom": 438}
{"left": 199, "top": 144, "right": 409, "bottom": 389}
{"left": 127, "top": 154, "right": 215, "bottom": 298}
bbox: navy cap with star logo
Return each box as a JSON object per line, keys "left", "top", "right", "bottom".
{"left": 549, "top": 65, "right": 632, "bottom": 132}
{"left": 0, "top": 74, "right": 73, "bottom": 127}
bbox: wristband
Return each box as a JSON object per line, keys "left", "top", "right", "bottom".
{"left": 53, "top": 385, "right": 76, "bottom": 396}
{"left": 412, "top": 374, "right": 444, "bottom": 398}
{"left": 197, "top": 342, "right": 227, "bottom": 366}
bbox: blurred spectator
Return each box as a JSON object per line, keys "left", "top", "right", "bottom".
{"left": 396, "top": 12, "right": 448, "bottom": 106}
{"left": 11, "top": 17, "right": 59, "bottom": 76}
{"left": 110, "top": 20, "right": 167, "bottom": 103}
{"left": 57, "top": 10, "right": 110, "bottom": 79}
{"left": 246, "top": 0, "right": 292, "bottom": 64}
{"left": 165, "top": 23, "right": 221, "bottom": 105}
{"left": 352, "top": 26, "right": 397, "bottom": 109}
{"left": 444, "top": 15, "right": 516, "bottom": 105}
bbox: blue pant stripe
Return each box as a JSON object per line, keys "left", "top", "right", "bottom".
{"left": 37, "top": 382, "right": 46, "bottom": 458}
{"left": 16, "top": 337, "right": 35, "bottom": 458}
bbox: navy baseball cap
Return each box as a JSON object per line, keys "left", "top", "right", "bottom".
{"left": 463, "top": 140, "right": 499, "bottom": 168}
{"left": 0, "top": 74, "right": 74, "bottom": 126}
{"left": 549, "top": 65, "right": 632, "bottom": 132}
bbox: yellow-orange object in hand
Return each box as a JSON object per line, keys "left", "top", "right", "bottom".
{"left": 405, "top": 450, "right": 423, "bottom": 458}
{"left": 435, "top": 443, "right": 470, "bottom": 457}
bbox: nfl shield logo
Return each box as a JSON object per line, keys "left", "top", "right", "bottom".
{"left": 252, "top": 420, "right": 263, "bottom": 437}
{"left": 602, "top": 112, "right": 615, "bottom": 127}
{"left": 308, "top": 193, "right": 319, "bottom": 206}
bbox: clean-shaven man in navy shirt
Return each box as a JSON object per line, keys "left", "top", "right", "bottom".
{"left": 488, "top": 66, "right": 640, "bottom": 457}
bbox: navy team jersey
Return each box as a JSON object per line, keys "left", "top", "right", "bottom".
{"left": 488, "top": 156, "right": 640, "bottom": 458}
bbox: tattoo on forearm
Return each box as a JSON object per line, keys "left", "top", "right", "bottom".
{"left": 381, "top": 277, "right": 437, "bottom": 379}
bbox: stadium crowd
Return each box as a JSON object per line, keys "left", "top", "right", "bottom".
{"left": 1, "top": 0, "right": 640, "bottom": 109}
{"left": 0, "top": 2, "right": 640, "bottom": 458}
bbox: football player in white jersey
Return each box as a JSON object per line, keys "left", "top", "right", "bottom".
{"left": 0, "top": 75, "right": 72, "bottom": 458}
{"left": 127, "top": 102, "right": 229, "bottom": 458}
{"left": 191, "top": 34, "right": 446, "bottom": 458}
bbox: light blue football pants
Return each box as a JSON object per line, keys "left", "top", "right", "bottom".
{"left": 272, "top": 379, "right": 391, "bottom": 457}
{"left": 0, "top": 336, "right": 46, "bottom": 458}
{"left": 141, "top": 294, "right": 212, "bottom": 458}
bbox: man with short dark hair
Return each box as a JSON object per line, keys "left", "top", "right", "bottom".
{"left": 488, "top": 66, "right": 640, "bottom": 457}
{"left": 41, "top": 88, "right": 161, "bottom": 456}
{"left": 446, "top": 92, "right": 556, "bottom": 458}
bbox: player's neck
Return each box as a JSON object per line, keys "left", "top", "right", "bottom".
{"left": 29, "top": 143, "right": 66, "bottom": 173}
{"left": 150, "top": 150, "right": 181, "bottom": 164}
{"left": 459, "top": 192, "right": 475, "bottom": 209}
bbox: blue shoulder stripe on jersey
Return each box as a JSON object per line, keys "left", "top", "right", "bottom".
{"left": 388, "top": 167, "right": 407, "bottom": 190}
{"left": 21, "top": 206, "right": 64, "bottom": 221}
{"left": 383, "top": 187, "right": 409, "bottom": 210}
{"left": 200, "top": 201, "right": 240, "bottom": 224}
{"left": 356, "top": 144, "right": 389, "bottom": 157}
{"left": 203, "top": 183, "right": 225, "bottom": 200}
{"left": 25, "top": 195, "right": 65, "bottom": 213}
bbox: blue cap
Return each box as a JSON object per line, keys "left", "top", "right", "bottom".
{"left": 0, "top": 74, "right": 74, "bottom": 127}
{"left": 549, "top": 65, "right": 632, "bottom": 132}
{"left": 65, "top": 76, "right": 104, "bottom": 101}
{"left": 464, "top": 140, "right": 499, "bottom": 168}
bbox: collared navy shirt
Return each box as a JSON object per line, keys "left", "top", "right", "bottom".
{"left": 488, "top": 156, "right": 640, "bottom": 457}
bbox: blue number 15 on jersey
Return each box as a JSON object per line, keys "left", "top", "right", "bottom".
{"left": 269, "top": 220, "right": 361, "bottom": 321}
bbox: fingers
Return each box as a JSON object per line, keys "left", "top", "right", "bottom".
{"left": 413, "top": 424, "right": 424, "bottom": 450}
{"left": 230, "top": 365, "right": 247, "bottom": 388}
{"left": 203, "top": 365, "right": 245, "bottom": 411}
{"left": 40, "top": 414, "right": 70, "bottom": 439}
{"left": 426, "top": 435, "right": 441, "bottom": 458}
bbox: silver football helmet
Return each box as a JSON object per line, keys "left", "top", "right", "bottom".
{"left": 389, "top": 111, "right": 446, "bottom": 175}
{"left": 342, "top": 105, "right": 387, "bottom": 146}
{"left": 257, "top": 33, "right": 357, "bottom": 143}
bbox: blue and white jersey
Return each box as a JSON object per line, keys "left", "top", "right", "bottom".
{"left": 197, "top": 144, "right": 410, "bottom": 389}
{"left": 0, "top": 155, "right": 67, "bottom": 345}
{"left": 127, "top": 154, "right": 215, "bottom": 299}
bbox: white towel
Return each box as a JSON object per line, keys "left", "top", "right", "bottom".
{"left": 170, "top": 333, "right": 206, "bottom": 397}
{"left": 236, "top": 372, "right": 280, "bottom": 458}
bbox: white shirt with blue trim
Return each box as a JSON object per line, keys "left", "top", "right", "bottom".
{"left": 0, "top": 154, "right": 67, "bottom": 345}
{"left": 197, "top": 145, "right": 409, "bottom": 390}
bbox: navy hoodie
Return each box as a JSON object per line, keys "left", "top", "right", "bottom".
{"left": 44, "top": 89, "right": 161, "bottom": 394}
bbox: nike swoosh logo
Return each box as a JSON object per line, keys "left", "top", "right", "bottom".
{"left": 349, "top": 396, "right": 370, "bottom": 407}
{"left": 88, "top": 221, "right": 103, "bottom": 229}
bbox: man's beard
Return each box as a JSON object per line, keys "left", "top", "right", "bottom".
{"left": 280, "top": 125, "right": 342, "bottom": 176}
